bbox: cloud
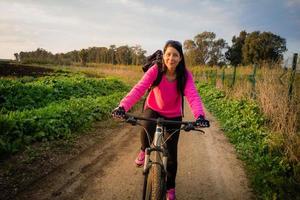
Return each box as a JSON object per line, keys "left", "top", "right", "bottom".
{"left": 0, "top": 0, "right": 298, "bottom": 59}
{"left": 286, "top": 0, "right": 300, "bottom": 7}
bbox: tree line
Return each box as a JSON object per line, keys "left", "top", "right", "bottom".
{"left": 14, "top": 45, "right": 146, "bottom": 66}
{"left": 14, "top": 30, "right": 287, "bottom": 67}
{"left": 184, "top": 30, "right": 286, "bottom": 66}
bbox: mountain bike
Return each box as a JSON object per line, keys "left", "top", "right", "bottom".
{"left": 124, "top": 113, "right": 209, "bottom": 200}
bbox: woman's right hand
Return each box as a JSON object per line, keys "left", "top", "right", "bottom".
{"left": 111, "top": 106, "right": 126, "bottom": 119}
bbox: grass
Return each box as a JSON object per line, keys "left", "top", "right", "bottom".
{"left": 197, "top": 83, "right": 300, "bottom": 200}
{"left": 7, "top": 62, "right": 299, "bottom": 199}
{"left": 192, "top": 64, "right": 300, "bottom": 199}
{"left": 296, "top": 73, "right": 300, "bottom": 131}
{"left": 38, "top": 63, "right": 143, "bottom": 86}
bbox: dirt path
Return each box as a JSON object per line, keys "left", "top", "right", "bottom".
{"left": 16, "top": 103, "right": 254, "bottom": 200}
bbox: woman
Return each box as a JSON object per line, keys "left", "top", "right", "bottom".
{"left": 112, "top": 40, "right": 209, "bottom": 200}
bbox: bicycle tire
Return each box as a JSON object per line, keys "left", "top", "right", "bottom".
{"left": 142, "top": 171, "right": 149, "bottom": 199}
{"left": 144, "top": 151, "right": 165, "bottom": 200}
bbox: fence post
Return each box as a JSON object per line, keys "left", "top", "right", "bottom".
{"left": 231, "top": 65, "right": 237, "bottom": 88}
{"left": 204, "top": 70, "right": 208, "bottom": 84}
{"left": 211, "top": 69, "right": 217, "bottom": 86}
{"left": 209, "top": 69, "right": 212, "bottom": 85}
{"left": 194, "top": 71, "right": 199, "bottom": 81}
{"left": 221, "top": 67, "right": 225, "bottom": 86}
{"left": 288, "top": 53, "right": 298, "bottom": 100}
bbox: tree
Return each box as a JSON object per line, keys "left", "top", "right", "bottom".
{"left": 225, "top": 30, "right": 247, "bottom": 66}
{"left": 194, "top": 31, "right": 216, "bottom": 64}
{"left": 79, "top": 49, "right": 88, "bottom": 66}
{"left": 87, "top": 47, "right": 98, "bottom": 63}
{"left": 65, "top": 50, "right": 80, "bottom": 63}
{"left": 131, "top": 45, "right": 146, "bottom": 65}
{"left": 108, "top": 45, "right": 116, "bottom": 64}
{"left": 97, "top": 47, "right": 107, "bottom": 63}
{"left": 115, "top": 45, "right": 132, "bottom": 65}
{"left": 242, "top": 31, "right": 287, "bottom": 64}
{"left": 19, "top": 51, "right": 25, "bottom": 63}
{"left": 14, "top": 53, "right": 19, "bottom": 62}
{"left": 207, "top": 38, "right": 227, "bottom": 66}
{"left": 184, "top": 31, "right": 227, "bottom": 66}
{"left": 183, "top": 40, "right": 197, "bottom": 66}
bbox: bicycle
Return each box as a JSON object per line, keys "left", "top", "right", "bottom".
{"left": 123, "top": 113, "right": 209, "bottom": 200}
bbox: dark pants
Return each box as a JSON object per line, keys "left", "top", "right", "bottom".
{"left": 140, "top": 109, "right": 182, "bottom": 190}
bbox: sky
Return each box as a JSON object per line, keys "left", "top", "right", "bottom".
{"left": 0, "top": 0, "right": 299, "bottom": 59}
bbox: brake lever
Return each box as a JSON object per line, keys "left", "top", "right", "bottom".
{"left": 183, "top": 124, "right": 194, "bottom": 132}
{"left": 125, "top": 116, "right": 137, "bottom": 125}
{"left": 193, "top": 129, "right": 205, "bottom": 134}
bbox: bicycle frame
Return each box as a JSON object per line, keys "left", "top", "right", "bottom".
{"left": 143, "top": 123, "right": 168, "bottom": 175}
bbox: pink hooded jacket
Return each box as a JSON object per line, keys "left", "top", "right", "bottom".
{"left": 119, "top": 64, "right": 205, "bottom": 119}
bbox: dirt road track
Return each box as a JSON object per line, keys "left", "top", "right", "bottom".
{"left": 16, "top": 103, "right": 254, "bottom": 200}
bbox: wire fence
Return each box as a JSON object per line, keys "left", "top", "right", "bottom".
{"left": 193, "top": 53, "right": 299, "bottom": 101}
{"left": 284, "top": 52, "right": 300, "bottom": 73}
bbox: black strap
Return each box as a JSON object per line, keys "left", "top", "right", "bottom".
{"left": 152, "top": 69, "right": 163, "bottom": 88}
{"left": 181, "top": 94, "right": 184, "bottom": 117}
{"left": 142, "top": 89, "right": 150, "bottom": 112}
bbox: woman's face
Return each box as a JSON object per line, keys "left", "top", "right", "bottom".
{"left": 163, "top": 46, "right": 182, "bottom": 74}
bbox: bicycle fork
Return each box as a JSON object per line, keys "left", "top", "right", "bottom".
{"left": 143, "top": 125, "right": 168, "bottom": 174}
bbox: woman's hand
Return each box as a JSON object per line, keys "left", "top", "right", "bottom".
{"left": 196, "top": 115, "right": 210, "bottom": 127}
{"left": 111, "top": 106, "right": 126, "bottom": 119}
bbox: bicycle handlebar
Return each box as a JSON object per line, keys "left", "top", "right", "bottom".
{"left": 124, "top": 113, "right": 209, "bottom": 132}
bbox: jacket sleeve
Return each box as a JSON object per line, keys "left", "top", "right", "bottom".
{"left": 119, "top": 65, "right": 158, "bottom": 112}
{"left": 184, "top": 70, "right": 205, "bottom": 119}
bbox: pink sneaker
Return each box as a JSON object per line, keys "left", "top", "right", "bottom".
{"left": 134, "top": 150, "right": 145, "bottom": 166}
{"left": 166, "top": 188, "right": 175, "bottom": 200}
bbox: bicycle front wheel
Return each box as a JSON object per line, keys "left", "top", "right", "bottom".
{"left": 144, "top": 152, "right": 166, "bottom": 200}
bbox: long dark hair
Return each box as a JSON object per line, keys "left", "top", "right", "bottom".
{"left": 162, "top": 40, "right": 187, "bottom": 95}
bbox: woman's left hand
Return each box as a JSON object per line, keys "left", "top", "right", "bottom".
{"left": 196, "top": 115, "right": 210, "bottom": 127}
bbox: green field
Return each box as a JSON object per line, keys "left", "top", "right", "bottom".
{"left": 0, "top": 72, "right": 129, "bottom": 156}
